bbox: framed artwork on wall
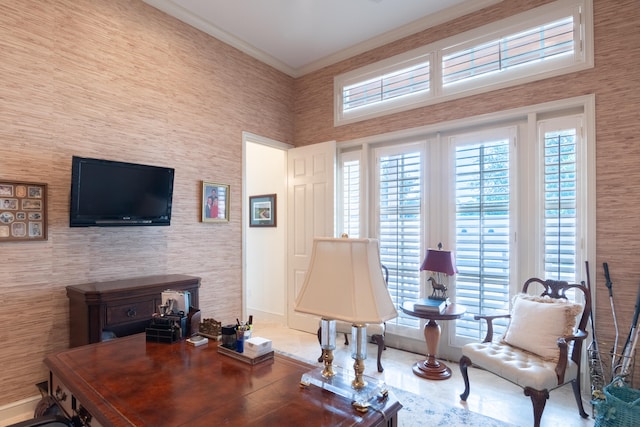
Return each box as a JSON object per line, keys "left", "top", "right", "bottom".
{"left": 249, "top": 194, "right": 276, "bottom": 227}
{"left": 202, "top": 181, "right": 230, "bottom": 223}
{"left": 0, "top": 180, "right": 47, "bottom": 241}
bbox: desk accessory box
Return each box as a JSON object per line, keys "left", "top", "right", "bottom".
{"left": 217, "top": 343, "right": 274, "bottom": 365}
{"left": 145, "top": 314, "right": 185, "bottom": 343}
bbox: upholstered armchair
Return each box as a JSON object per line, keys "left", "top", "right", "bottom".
{"left": 459, "top": 278, "right": 591, "bottom": 427}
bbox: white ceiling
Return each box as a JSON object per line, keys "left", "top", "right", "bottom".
{"left": 143, "top": 0, "right": 501, "bottom": 77}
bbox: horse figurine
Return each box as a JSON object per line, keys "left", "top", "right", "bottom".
{"left": 427, "top": 277, "right": 448, "bottom": 300}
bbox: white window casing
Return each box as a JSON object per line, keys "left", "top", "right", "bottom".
{"left": 335, "top": 0, "right": 593, "bottom": 126}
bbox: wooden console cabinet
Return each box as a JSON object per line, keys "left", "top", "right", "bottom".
{"left": 66, "top": 274, "right": 200, "bottom": 347}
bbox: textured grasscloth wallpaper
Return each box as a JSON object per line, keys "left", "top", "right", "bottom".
{"left": 1, "top": 0, "right": 638, "bottom": 406}
{"left": 0, "top": 0, "right": 293, "bottom": 405}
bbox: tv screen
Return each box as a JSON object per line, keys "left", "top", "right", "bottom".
{"left": 70, "top": 156, "right": 175, "bottom": 227}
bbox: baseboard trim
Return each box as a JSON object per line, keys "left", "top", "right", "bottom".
{"left": 0, "top": 395, "right": 40, "bottom": 425}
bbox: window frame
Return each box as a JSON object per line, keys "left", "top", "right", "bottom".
{"left": 334, "top": 0, "right": 593, "bottom": 126}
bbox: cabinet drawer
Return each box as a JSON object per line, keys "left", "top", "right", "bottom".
{"left": 106, "top": 298, "right": 155, "bottom": 326}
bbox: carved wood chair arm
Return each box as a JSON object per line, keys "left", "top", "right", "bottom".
{"left": 554, "top": 329, "right": 588, "bottom": 384}
{"left": 474, "top": 313, "right": 511, "bottom": 343}
{"left": 555, "top": 338, "right": 570, "bottom": 383}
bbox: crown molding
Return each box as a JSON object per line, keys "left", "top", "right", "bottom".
{"left": 296, "top": 0, "right": 502, "bottom": 77}
{"left": 143, "top": 0, "right": 502, "bottom": 78}
{"left": 142, "top": 0, "right": 298, "bottom": 76}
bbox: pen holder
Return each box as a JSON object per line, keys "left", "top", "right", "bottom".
{"left": 236, "top": 329, "right": 245, "bottom": 353}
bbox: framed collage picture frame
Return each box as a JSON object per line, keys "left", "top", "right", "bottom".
{"left": 201, "top": 181, "right": 230, "bottom": 223}
{"left": 249, "top": 194, "right": 276, "bottom": 227}
{"left": 0, "top": 180, "right": 47, "bottom": 241}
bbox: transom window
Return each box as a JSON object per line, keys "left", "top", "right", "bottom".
{"left": 334, "top": 0, "right": 592, "bottom": 126}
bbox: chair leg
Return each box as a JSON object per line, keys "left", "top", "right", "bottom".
{"left": 523, "top": 387, "right": 549, "bottom": 427}
{"left": 343, "top": 332, "right": 349, "bottom": 346}
{"left": 459, "top": 356, "right": 472, "bottom": 401}
{"left": 371, "top": 334, "right": 384, "bottom": 372}
{"left": 571, "top": 379, "right": 589, "bottom": 418}
{"left": 317, "top": 327, "right": 323, "bottom": 363}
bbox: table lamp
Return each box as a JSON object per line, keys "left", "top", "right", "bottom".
{"left": 420, "top": 242, "right": 457, "bottom": 301}
{"left": 294, "top": 236, "right": 398, "bottom": 411}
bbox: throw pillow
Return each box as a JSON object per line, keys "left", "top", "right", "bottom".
{"left": 502, "top": 294, "right": 583, "bottom": 363}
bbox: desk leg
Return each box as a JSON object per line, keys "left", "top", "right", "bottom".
{"left": 412, "top": 319, "right": 452, "bottom": 380}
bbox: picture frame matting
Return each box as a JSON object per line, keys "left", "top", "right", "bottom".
{"left": 249, "top": 194, "right": 276, "bottom": 227}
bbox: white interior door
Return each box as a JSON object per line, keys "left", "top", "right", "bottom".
{"left": 287, "top": 141, "right": 336, "bottom": 333}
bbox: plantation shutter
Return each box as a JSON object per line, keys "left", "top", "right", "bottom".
{"left": 454, "top": 138, "right": 511, "bottom": 341}
{"left": 342, "top": 159, "right": 360, "bottom": 238}
{"left": 442, "top": 17, "right": 575, "bottom": 86}
{"left": 543, "top": 127, "right": 578, "bottom": 282}
{"left": 377, "top": 149, "right": 422, "bottom": 328}
{"left": 343, "top": 61, "right": 430, "bottom": 112}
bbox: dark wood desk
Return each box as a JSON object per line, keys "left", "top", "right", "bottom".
{"left": 401, "top": 302, "right": 466, "bottom": 380}
{"left": 45, "top": 334, "right": 401, "bottom": 426}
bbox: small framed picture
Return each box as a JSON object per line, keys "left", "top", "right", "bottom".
{"left": 249, "top": 194, "right": 277, "bottom": 227}
{"left": 202, "top": 181, "right": 230, "bottom": 223}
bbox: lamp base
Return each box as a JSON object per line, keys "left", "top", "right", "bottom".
{"left": 300, "top": 365, "right": 388, "bottom": 412}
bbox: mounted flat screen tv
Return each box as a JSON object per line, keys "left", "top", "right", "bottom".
{"left": 70, "top": 156, "right": 175, "bottom": 227}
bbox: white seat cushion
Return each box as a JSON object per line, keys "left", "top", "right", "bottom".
{"left": 462, "top": 341, "right": 577, "bottom": 390}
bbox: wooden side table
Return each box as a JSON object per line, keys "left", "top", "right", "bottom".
{"left": 401, "top": 301, "right": 466, "bottom": 380}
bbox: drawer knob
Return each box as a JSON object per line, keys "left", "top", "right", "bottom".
{"left": 127, "top": 308, "right": 137, "bottom": 318}
{"left": 54, "top": 386, "right": 67, "bottom": 402}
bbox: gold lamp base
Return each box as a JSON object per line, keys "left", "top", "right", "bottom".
{"left": 321, "top": 348, "right": 336, "bottom": 378}
{"left": 352, "top": 357, "right": 366, "bottom": 389}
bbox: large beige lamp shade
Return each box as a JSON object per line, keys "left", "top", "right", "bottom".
{"left": 294, "top": 237, "right": 397, "bottom": 323}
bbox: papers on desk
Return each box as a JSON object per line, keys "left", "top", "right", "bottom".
{"left": 244, "top": 336, "right": 272, "bottom": 358}
{"left": 413, "top": 298, "right": 447, "bottom": 313}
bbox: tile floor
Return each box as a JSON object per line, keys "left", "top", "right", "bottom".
{"left": 255, "top": 322, "right": 595, "bottom": 427}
